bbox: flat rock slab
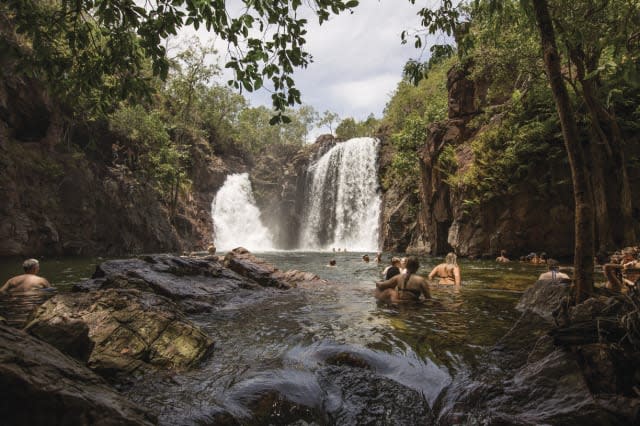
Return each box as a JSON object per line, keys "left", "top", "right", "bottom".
{"left": 0, "top": 324, "right": 155, "bottom": 425}
{"left": 74, "top": 254, "right": 261, "bottom": 313}
{"left": 225, "top": 247, "right": 327, "bottom": 289}
{"left": 26, "top": 288, "right": 214, "bottom": 379}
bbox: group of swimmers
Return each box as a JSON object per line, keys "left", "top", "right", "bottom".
{"left": 374, "top": 253, "right": 461, "bottom": 304}
{"left": 496, "top": 250, "right": 549, "bottom": 265}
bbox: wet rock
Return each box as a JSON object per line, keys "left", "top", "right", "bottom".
{"left": 225, "top": 248, "right": 327, "bottom": 289}
{"left": 440, "top": 286, "right": 640, "bottom": 425}
{"left": 25, "top": 288, "right": 214, "bottom": 379}
{"left": 318, "top": 365, "right": 434, "bottom": 425}
{"left": 0, "top": 324, "right": 155, "bottom": 425}
{"left": 225, "top": 248, "right": 284, "bottom": 288}
{"left": 516, "top": 279, "right": 572, "bottom": 323}
{"left": 324, "top": 352, "right": 372, "bottom": 369}
{"left": 244, "top": 391, "right": 321, "bottom": 426}
{"left": 73, "top": 254, "right": 259, "bottom": 313}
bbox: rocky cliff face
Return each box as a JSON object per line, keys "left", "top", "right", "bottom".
{"left": 251, "top": 134, "right": 338, "bottom": 249}
{"left": 380, "top": 66, "right": 575, "bottom": 258}
{"left": 0, "top": 74, "right": 241, "bottom": 257}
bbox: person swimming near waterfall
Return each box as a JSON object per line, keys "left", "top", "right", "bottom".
{"left": 375, "top": 257, "right": 431, "bottom": 303}
{"left": 428, "top": 252, "right": 461, "bottom": 287}
{"left": 0, "top": 259, "right": 51, "bottom": 294}
{"left": 382, "top": 257, "right": 401, "bottom": 280}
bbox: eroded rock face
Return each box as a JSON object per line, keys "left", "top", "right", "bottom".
{"left": 0, "top": 324, "right": 155, "bottom": 426}
{"left": 26, "top": 288, "right": 214, "bottom": 378}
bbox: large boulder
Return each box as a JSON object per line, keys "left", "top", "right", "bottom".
{"left": 73, "top": 254, "right": 259, "bottom": 313}
{"left": 516, "top": 279, "right": 572, "bottom": 323}
{"left": 25, "top": 288, "right": 214, "bottom": 379}
{"left": 0, "top": 324, "right": 155, "bottom": 425}
{"left": 439, "top": 281, "right": 640, "bottom": 425}
{"left": 224, "top": 248, "right": 327, "bottom": 289}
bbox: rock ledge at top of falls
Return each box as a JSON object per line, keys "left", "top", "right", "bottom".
{"left": 0, "top": 324, "right": 156, "bottom": 426}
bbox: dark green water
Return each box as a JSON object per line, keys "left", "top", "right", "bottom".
{"left": 0, "top": 252, "right": 553, "bottom": 423}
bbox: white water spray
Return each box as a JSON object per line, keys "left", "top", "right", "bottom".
{"left": 299, "top": 137, "right": 381, "bottom": 251}
{"left": 211, "top": 173, "right": 274, "bottom": 251}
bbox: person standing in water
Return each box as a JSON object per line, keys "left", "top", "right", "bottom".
{"left": 375, "top": 257, "right": 431, "bottom": 303}
{"left": 382, "top": 257, "right": 401, "bottom": 280}
{"left": 0, "top": 259, "right": 51, "bottom": 293}
{"left": 428, "top": 252, "right": 461, "bottom": 287}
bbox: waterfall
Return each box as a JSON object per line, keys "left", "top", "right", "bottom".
{"left": 211, "top": 173, "right": 274, "bottom": 251}
{"left": 299, "top": 137, "right": 381, "bottom": 251}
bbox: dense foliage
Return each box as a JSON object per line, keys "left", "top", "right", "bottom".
{"left": 380, "top": 57, "right": 450, "bottom": 192}
{"left": 1, "top": 0, "right": 360, "bottom": 120}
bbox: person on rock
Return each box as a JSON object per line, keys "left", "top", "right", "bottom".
{"left": 375, "top": 252, "right": 382, "bottom": 263}
{"left": 538, "top": 259, "right": 571, "bottom": 283}
{"left": 382, "top": 257, "right": 401, "bottom": 280}
{"left": 375, "top": 257, "right": 431, "bottom": 303}
{"left": 0, "top": 259, "right": 51, "bottom": 293}
{"left": 496, "top": 250, "right": 510, "bottom": 263}
{"left": 428, "top": 252, "right": 461, "bottom": 287}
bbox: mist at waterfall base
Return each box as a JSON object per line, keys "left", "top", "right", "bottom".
{"left": 211, "top": 173, "right": 275, "bottom": 251}
{"left": 211, "top": 137, "right": 382, "bottom": 252}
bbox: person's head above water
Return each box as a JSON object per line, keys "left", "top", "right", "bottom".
{"left": 445, "top": 252, "right": 457, "bottom": 266}
{"left": 405, "top": 256, "right": 420, "bottom": 274}
{"left": 329, "top": 259, "right": 336, "bottom": 266}
{"left": 22, "top": 258, "right": 40, "bottom": 274}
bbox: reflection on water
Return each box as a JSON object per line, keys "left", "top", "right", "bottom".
{"left": 0, "top": 288, "right": 57, "bottom": 327}
{"left": 0, "top": 252, "right": 552, "bottom": 422}
{"left": 119, "top": 251, "right": 550, "bottom": 423}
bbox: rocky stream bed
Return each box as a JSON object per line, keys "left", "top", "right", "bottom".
{"left": 1, "top": 250, "right": 639, "bottom": 425}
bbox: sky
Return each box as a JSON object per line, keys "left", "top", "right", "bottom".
{"left": 179, "top": 0, "right": 448, "bottom": 137}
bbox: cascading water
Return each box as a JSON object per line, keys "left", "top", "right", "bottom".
{"left": 299, "top": 137, "right": 381, "bottom": 251}
{"left": 211, "top": 173, "right": 274, "bottom": 251}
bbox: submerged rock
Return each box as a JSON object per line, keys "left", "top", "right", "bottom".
{"left": 318, "top": 365, "right": 434, "bottom": 425}
{"left": 25, "top": 288, "right": 214, "bottom": 379}
{"left": 0, "top": 324, "right": 155, "bottom": 425}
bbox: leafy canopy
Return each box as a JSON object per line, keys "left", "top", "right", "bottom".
{"left": 2, "top": 0, "right": 359, "bottom": 121}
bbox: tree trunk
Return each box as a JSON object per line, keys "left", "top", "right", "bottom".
{"left": 570, "top": 49, "right": 636, "bottom": 248}
{"left": 532, "top": 0, "right": 594, "bottom": 301}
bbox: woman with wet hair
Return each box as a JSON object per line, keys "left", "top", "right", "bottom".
{"left": 428, "top": 252, "right": 461, "bottom": 287}
{"left": 375, "top": 256, "right": 431, "bottom": 303}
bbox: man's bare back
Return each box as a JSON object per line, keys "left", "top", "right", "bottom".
{"left": 0, "top": 274, "right": 50, "bottom": 293}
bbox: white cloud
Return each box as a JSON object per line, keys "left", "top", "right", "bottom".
{"left": 327, "top": 74, "right": 400, "bottom": 118}
{"left": 183, "top": 0, "right": 446, "bottom": 125}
